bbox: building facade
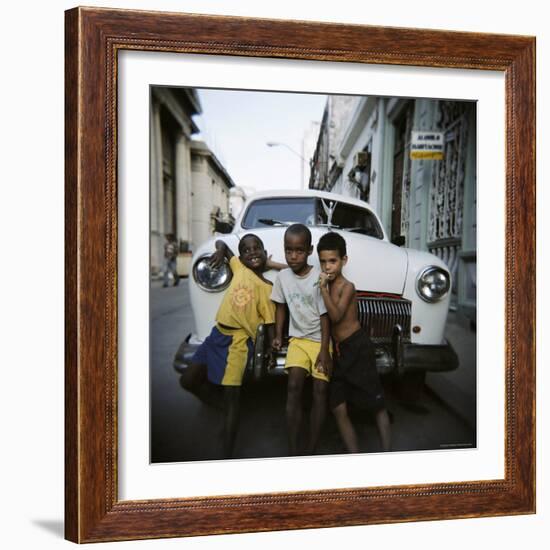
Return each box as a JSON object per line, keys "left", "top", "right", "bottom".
{"left": 190, "top": 140, "right": 235, "bottom": 249}
{"left": 310, "top": 96, "right": 476, "bottom": 325}
{"left": 309, "top": 95, "right": 356, "bottom": 192}
{"left": 150, "top": 88, "right": 235, "bottom": 277}
{"left": 300, "top": 121, "right": 321, "bottom": 189}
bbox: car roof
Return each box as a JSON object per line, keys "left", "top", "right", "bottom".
{"left": 243, "top": 189, "right": 375, "bottom": 210}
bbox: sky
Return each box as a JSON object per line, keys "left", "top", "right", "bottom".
{"left": 193, "top": 88, "right": 327, "bottom": 193}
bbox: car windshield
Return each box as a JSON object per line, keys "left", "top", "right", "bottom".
{"left": 241, "top": 197, "right": 317, "bottom": 228}
{"left": 242, "top": 197, "right": 383, "bottom": 239}
{"left": 317, "top": 201, "right": 384, "bottom": 239}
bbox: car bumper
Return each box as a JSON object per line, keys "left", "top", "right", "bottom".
{"left": 173, "top": 327, "right": 285, "bottom": 381}
{"left": 173, "top": 334, "right": 199, "bottom": 374}
{"left": 375, "top": 340, "right": 459, "bottom": 376}
{"left": 402, "top": 341, "right": 459, "bottom": 372}
{"left": 174, "top": 330, "right": 459, "bottom": 379}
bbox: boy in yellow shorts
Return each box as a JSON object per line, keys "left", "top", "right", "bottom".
{"left": 182, "top": 234, "right": 284, "bottom": 457}
{"left": 271, "top": 224, "right": 332, "bottom": 455}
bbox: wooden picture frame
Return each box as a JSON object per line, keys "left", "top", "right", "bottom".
{"left": 65, "top": 6, "right": 535, "bottom": 543}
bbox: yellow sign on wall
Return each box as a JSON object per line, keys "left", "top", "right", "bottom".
{"left": 410, "top": 131, "right": 444, "bottom": 160}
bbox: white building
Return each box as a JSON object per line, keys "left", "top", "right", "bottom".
{"left": 190, "top": 140, "right": 235, "bottom": 249}
{"left": 150, "top": 88, "right": 235, "bottom": 277}
{"left": 229, "top": 186, "right": 247, "bottom": 220}
{"left": 309, "top": 95, "right": 356, "bottom": 191}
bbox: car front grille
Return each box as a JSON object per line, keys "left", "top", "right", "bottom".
{"left": 357, "top": 292, "right": 411, "bottom": 341}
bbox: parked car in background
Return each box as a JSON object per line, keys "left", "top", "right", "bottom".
{"left": 174, "top": 190, "right": 458, "bottom": 387}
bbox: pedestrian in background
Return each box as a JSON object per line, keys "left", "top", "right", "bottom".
{"left": 163, "top": 234, "right": 179, "bottom": 287}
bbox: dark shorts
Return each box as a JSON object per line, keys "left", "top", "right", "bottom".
{"left": 330, "top": 329, "right": 385, "bottom": 412}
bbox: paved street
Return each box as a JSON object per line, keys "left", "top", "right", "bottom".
{"left": 150, "top": 278, "right": 476, "bottom": 463}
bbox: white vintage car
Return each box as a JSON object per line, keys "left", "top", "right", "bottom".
{"left": 174, "top": 190, "right": 458, "bottom": 384}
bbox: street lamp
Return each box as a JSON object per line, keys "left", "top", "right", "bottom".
{"left": 266, "top": 141, "right": 307, "bottom": 187}
{"left": 266, "top": 141, "right": 305, "bottom": 162}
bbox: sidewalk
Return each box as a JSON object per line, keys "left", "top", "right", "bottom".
{"left": 425, "top": 312, "right": 477, "bottom": 430}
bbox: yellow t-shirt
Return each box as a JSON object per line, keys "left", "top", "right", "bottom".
{"left": 215, "top": 256, "right": 275, "bottom": 340}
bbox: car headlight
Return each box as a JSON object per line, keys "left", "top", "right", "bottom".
{"left": 193, "top": 254, "right": 233, "bottom": 292}
{"left": 416, "top": 266, "right": 451, "bottom": 303}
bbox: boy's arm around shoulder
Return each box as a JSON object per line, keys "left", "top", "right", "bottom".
{"left": 265, "top": 255, "right": 287, "bottom": 271}
{"left": 320, "top": 279, "right": 356, "bottom": 324}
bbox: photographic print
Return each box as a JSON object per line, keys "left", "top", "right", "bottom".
{"left": 65, "top": 7, "right": 535, "bottom": 541}
{"left": 149, "top": 87, "right": 477, "bottom": 463}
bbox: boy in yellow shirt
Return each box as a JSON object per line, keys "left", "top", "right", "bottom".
{"left": 181, "top": 234, "right": 284, "bottom": 457}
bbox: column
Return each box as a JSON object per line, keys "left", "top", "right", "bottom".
{"left": 191, "top": 154, "right": 212, "bottom": 251}
{"left": 175, "top": 132, "right": 191, "bottom": 245}
{"left": 150, "top": 100, "right": 164, "bottom": 274}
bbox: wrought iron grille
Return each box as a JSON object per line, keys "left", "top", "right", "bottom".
{"left": 428, "top": 101, "right": 469, "bottom": 306}
{"left": 428, "top": 102, "right": 468, "bottom": 243}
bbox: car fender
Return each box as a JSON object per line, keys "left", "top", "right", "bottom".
{"left": 402, "top": 249, "right": 452, "bottom": 345}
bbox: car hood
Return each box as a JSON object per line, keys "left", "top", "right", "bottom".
{"left": 234, "top": 227, "right": 408, "bottom": 294}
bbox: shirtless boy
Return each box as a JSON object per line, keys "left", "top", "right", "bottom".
{"left": 317, "top": 232, "right": 391, "bottom": 452}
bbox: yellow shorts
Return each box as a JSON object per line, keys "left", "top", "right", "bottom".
{"left": 285, "top": 337, "right": 331, "bottom": 382}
